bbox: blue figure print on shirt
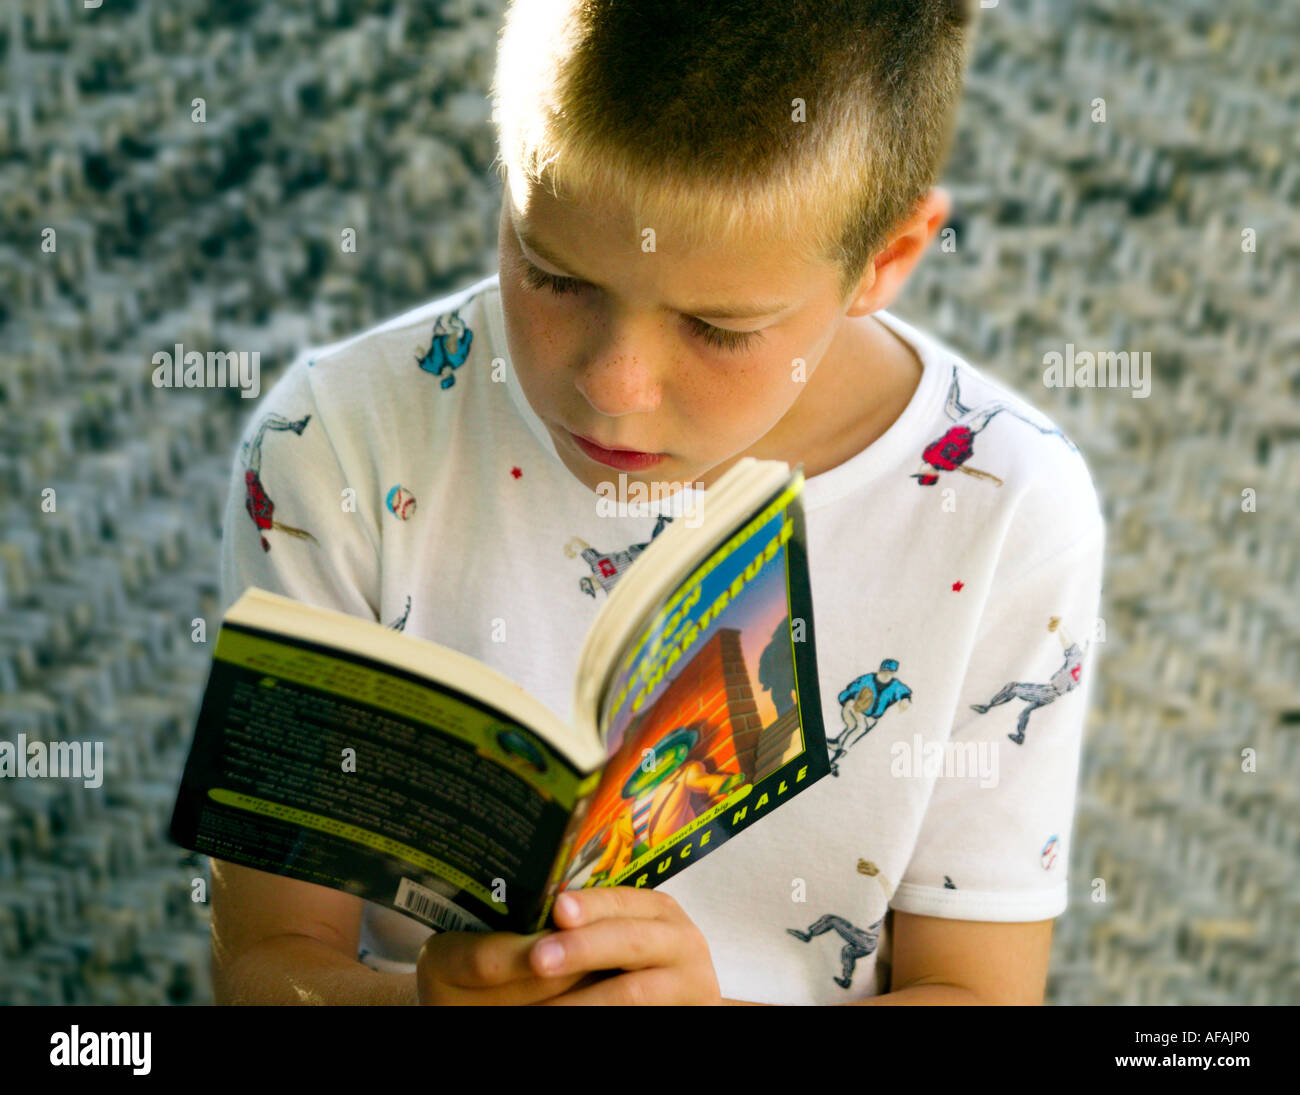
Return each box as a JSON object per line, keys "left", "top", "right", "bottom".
{"left": 826, "top": 658, "right": 912, "bottom": 776}
{"left": 416, "top": 310, "right": 473, "bottom": 389}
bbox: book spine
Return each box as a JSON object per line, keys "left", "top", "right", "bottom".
{"left": 528, "top": 770, "right": 604, "bottom": 932}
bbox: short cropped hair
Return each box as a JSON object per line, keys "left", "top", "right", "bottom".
{"left": 490, "top": 0, "right": 972, "bottom": 303}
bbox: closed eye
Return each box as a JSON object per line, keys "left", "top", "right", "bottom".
{"left": 519, "top": 261, "right": 587, "bottom": 297}
{"left": 683, "top": 316, "right": 761, "bottom": 352}
{"left": 517, "top": 259, "right": 762, "bottom": 353}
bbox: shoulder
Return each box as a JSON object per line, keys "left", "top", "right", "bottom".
{"left": 899, "top": 319, "right": 1105, "bottom": 562}
{"left": 969, "top": 359, "right": 1097, "bottom": 501}
{"left": 258, "top": 272, "right": 504, "bottom": 461}
{"left": 308, "top": 270, "right": 499, "bottom": 371}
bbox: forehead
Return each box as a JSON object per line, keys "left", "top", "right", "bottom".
{"left": 506, "top": 181, "right": 831, "bottom": 318}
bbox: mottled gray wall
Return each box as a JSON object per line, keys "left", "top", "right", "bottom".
{"left": 0, "top": 0, "right": 1294, "bottom": 1005}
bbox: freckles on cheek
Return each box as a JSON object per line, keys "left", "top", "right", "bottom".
{"left": 678, "top": 355, "right": 786, "bottom": 429}
{"left": 508, "top": 294, "right": 560, "bottom": 369}
{"left": 535, "top": 313, "right": 570, "bottom": 373}
{"left": 518, "top": 308, "right": 582, "bottom": 406}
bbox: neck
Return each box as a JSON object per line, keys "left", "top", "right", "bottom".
{"left": 705, "top": 309, "right": 920, "bottom": 486}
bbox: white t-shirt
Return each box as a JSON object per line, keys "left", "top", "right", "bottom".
{"left": 219, "top": 271, "right": 1105, "bottom": 1004}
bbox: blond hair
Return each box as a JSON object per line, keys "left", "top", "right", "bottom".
{"left": 490, "top": 0, "right": 972, "bottom": 303}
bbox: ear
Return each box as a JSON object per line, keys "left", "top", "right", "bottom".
{"left": 845, "top": 187, "right": 952, "bottom": 316}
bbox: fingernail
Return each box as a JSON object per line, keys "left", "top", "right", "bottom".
{"left": 556, "top": 894, "right": 579, "bottom": 921}
{"left": 535, "top": 939, "right": 564, "bottom": 972}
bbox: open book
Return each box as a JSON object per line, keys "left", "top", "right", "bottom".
{"left": 169, "top": 458, "right": 828, "bottom": 934}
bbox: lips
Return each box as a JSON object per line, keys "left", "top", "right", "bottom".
{"left": 571, "top": 431, "right": 658, "bottom": 456}
{"left": 566, "top": 430, "right": 666, "bottom": 470}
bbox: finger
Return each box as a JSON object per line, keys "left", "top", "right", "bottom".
{"left": 537, "top": 967, "right": 700, "bottom": 1006}
{"left": 456, "top": 969, "right": 594, "bottom": 1006}
{"left": 423, "top": 930, "right": 553, "bottom": 988}
{"left": 550, "top": 886, "right": 680, "bottom": 930}
{"left": 530, "top": 916, "right": 687, "bottom": 978}
{"left": 519, "top": 970, "right": 611, "bottom": 1005}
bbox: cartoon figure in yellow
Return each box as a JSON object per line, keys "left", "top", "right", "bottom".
{"left": 584, "top": 725, "right": 745, "bottom": 886}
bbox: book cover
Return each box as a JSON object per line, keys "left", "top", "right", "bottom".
{"left": 538, "top": 470, "right": 828, "bottom": 922}
{"left": 169, "top": 469, "right": 827, "bottom": 935}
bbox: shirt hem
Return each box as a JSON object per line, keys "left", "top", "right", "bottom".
{"left": 890, "top": 881, "right": 1069, "bottom": 921}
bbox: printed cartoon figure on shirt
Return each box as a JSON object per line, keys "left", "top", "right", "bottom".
{"left": 416, "top": 310, "right": 473, "bottom": 389}
{"left": 826, "top": 658, "right": 912, "bottom": 776}
{"left": 787, "top": 858, "right": 892, "bottom": 990}
{"left": 386, "top": 595, "right": 411, "bottom": 632}
{"left": 970, "top": 616, "right": 1086, "bottom": 745}
{"left": 1040, "top": 834, "right": 1060, "bottom": 870}
{"left": 241, "top": 412, "right": 320, "bottom": 553}
{"left": 911, "top": 365, "right": 1077, "bottom": 487}
{"left": 579, "top": 724, "right": 744, "bottom": 886}
{"left": 563, "top": 513, "right": 673, "bottom": 598}
{"left": 385, "top": 485, "right": 417, "bottom": 521}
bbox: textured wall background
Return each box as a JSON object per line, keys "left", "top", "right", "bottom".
{"left": 0, "top": 0, "right": 1295, "bottom": 1005}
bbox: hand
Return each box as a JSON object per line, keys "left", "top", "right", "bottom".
{"left": 528, "top": 887, "right": 721, "bottom": 1005}
{"left": 415, "top": 929, "right": 595, "bottom": 1005}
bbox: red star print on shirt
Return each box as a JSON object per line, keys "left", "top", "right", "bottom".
{"left": 952, "top": 580, "right": 964, "bottom": 591}
{"left": 510, "top": 466, "right": 522, "bottom": 479}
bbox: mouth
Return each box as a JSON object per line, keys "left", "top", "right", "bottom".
{"left": 566, "top": 430, "right": 666, "bottom": 470}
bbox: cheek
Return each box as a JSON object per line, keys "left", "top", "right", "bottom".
{"left": 501, "top": 283, "right": 569, "bottom": 382}
{"left": 674, "top": 348, "right": 803, "bottom": 428}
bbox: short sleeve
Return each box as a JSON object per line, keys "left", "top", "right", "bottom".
{"left": 892, "top": 521, "right": 1106, "bottom": 921}
{"left": 218, "top": 350, "right": 381, "bottom": 622}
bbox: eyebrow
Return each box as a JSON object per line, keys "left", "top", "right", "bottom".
{"left": 514, "top": 221, "right": 797, "bottom": 321}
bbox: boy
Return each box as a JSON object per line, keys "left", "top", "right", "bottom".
{"left": 210, "top": 0, "right": 1105, "bottom": 1005}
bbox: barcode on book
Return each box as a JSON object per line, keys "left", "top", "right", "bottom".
{"left": 395, "top": 878, "right": 490, "bottom": 933}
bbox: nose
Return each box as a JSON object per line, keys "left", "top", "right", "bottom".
{"left": 574, "top": 317, "right": 664, "bottom": 418}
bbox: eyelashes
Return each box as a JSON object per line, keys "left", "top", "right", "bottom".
{"left": 686, "top": 316, "right": 762, "bottom": 353}
{"left": 517, "top": 259, "right": 761, "bottom": 354}
{"left": 518, "top": 261, "right": 586, "bottom": 297}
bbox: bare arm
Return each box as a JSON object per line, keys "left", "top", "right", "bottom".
{"left": 220, "top": 934, "right": 418, "bottom": 1005}
{"left": 211, "top": 858, "right": 417, "bottom": 1005}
